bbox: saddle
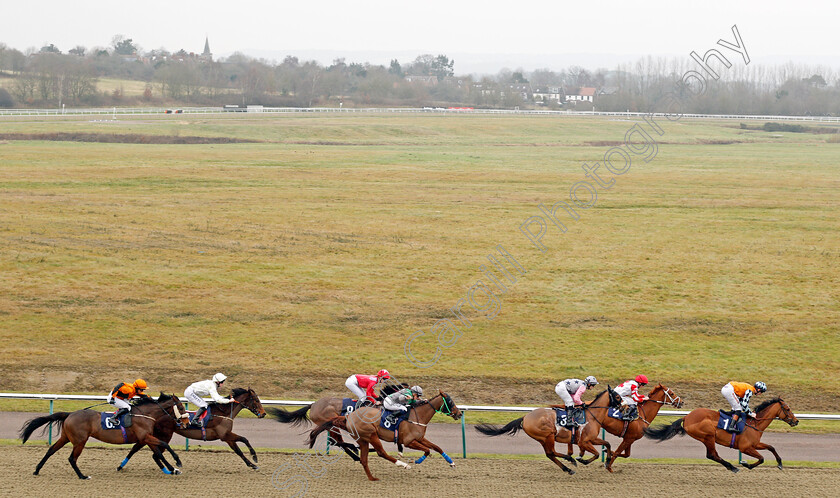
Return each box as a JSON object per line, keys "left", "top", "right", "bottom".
{"left": 717, "top": 410, "right": 746, "bottom": 434}
{"left": 341, "top": 398, "right": 359, "bottom": 416}
{"left": 188, "top": 408, "right": 213, "bottom": 428}
{"left": 100, "top": 411, "right": 132, "bottom": 429}
{"left": 380, "top": 409, "right": 410, "bottom": 432}
{"left": 553, "top": 407, "right": 585, "bottom": 428}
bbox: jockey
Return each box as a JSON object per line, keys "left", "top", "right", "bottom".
{"left": 554, "top": 376, "right": 599, "bottom": 426}
{"left": 345, "top": 369, "right": 390, "bottom": 404}
{"left": 107, "top": 379, "right": 149, "bottom": 424}
{"left": 615, "top": 375, "right": 649, "bottom": 420}
{"left": 722, "top": 381, "right": 767, "bottom": 427}
{"left": 383, "top": 385, "right": 423, "bottom": 415}
{"left": 185, "top": 373, "right": 234, "bottom": 427}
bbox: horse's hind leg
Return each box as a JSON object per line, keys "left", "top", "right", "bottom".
{"left": 754, "top": 442, "right": 783, "bottom": 469}
{"left": 68, "top": 441, "right": 90, "bottom": 480}
{"left": 577, "top": 437, "right": 606, "bottom": 466}
{"left": 703, "top": 437, "right": 738, "bottom": 473}
{"left": 740, "top": 445, "right": 766, "bottom": 469}
{"left": 34, "top": 433, "right": 69, "bottom": 475}
{"left": 329, "top": 428, "right": 360, "bottom": 462}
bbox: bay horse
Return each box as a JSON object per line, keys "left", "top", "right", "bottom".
{"left": 270, "top": 383, "right": 409, "bottom": 461}
{"left": 645, "top": 397, "right": 798, "bottom": 472}
{"left": 557, "top": 383, "right": 683, "bottom": 471}
{"left": 117, "top": 388, "right": 267, "bottom": 470}
{"left": 475, "top": 388, "right": 621, "bottom": 475}
{"left": 20, "top": 393, "right": 189, "bottom": 479}
{"left": 307, "top": 390, "right": 462, "bottom": 481}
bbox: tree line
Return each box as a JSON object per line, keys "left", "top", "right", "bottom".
{"left": 1, "top": 39, "right": 839, "bottom": 116}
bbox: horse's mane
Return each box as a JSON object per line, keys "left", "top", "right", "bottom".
{"left": 134, "top": 392, "right": 174, "bottom": 407}
{"left": 231, "top": 387, "right": 249, "bottom": 398}
{"left": 755, "top": 397, "right": 783, "bottom": 413}
{"left": 584, "top": 389, "right": 608, "bottom": 407}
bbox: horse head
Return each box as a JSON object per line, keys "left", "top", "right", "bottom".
{"left": 433, "top": 390, "right": 462, "bottom": 421}
{"left": 153, "top": 393, "right": 189, "bottom": 429}
{"left": 232, "top": 387, "right": 266, "bottom": 418}
{"left": 775, "top": 398, "right": 798, "bottom": 427}
{"left": 650, "top": 383, "right": 683, "bottom": 408}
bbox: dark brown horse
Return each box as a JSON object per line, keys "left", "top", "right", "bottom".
{"left": 555, "top": 383, "right": 683, "bottom": 471}
{"left": 307, "top": 391, "right": 462, "bottom": 481}
{"left": 475, "top": 388, "right": 621, "bottom": 475}
{"left": 20, "top": 393, "right": 189, "bottom": 479}
{"left": 117, "top": 388, "right": 267, "bottom": 470}
{"left": 645, "top": 397, "right": 798, "bottom": 472}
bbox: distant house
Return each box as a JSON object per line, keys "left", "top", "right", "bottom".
{"left": 405, "top": 75, "right": 438, "bottom": 85}
{"left": 565, "top": 87, "right": 596, "bottom": 103}
{"left": 532, "top": 86, "right": 563, "bottom": 102}
{"left": 598, "top": 86, "right": 618, "bottom": 96}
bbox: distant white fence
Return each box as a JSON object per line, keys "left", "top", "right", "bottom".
{"left": 1, "top": 106, "right": 839, "bottom": 122}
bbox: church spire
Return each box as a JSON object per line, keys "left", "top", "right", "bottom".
{"left": 202, "top": 36, "right": 212, "bottom": 61}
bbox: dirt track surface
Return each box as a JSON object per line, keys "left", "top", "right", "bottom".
{"left": 1, "top": 446, "right": 837, "bottom": 498}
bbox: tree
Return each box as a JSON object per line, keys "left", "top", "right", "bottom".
{"left": 39, "top": 44, "right": 61, "bottom": 54}
{"left": 389, "top": 59, "right": 403, "bottom": 77}
{"left": 0, "top": 87, "right": 15, "bottom": 107}
{"left": 111, "top": 35, "right": 138, "bottom": 55}
{"left": 69, "top": 46, "right": 86, "bottom": 57}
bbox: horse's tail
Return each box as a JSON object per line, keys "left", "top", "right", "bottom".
{"left": 475, "top": 417, "right": 524, "bottom": 437}
{"left": 269, "top": 405, "right": 311, "bottom": 427}
{"left": 645, "top": 418, "right": 686, "bottom": 441}
{"left": 307, "top": 416, "right": 346, "bottom": 448}
{"left": 20, "top": 412, "right": 71, "bottom": 444}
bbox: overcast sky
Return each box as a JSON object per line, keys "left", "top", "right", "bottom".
{"left": 2, "top": 1, "right": 837, "bottom": 73}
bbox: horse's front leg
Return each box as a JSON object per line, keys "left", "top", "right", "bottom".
{"left": 754, "top": 441, "right": 784, "bottom": 469}
{"left": 416, "top": 437, "right": 455, "bottom": 467}
{"left": 223, "top": 433, "right": 259, "bottom": 470}
{"left": 142, "top": 435, "right": 180, "bottom": 475}
{"left": 118, "top": 442, "right": 145, "bottom": 471}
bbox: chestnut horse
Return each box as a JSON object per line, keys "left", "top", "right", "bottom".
{"left": 270, "top": 383, "right": 408, "bottom": 461}
{"left": 475, "top": 388, "right": 621, "bottom": 475}
{"left": 645, "top": 397, "right": 798, "bottom": 472}
{"left": 20, "top": 393, "right": 189, "bottom": 479}
{"left": 556, "top": 383, "right": 683, "bottom": 471}
{"left": 117, "top": 388, "right": 267, "bottom": 470}
{"left": 307, "top": 391, "right": 462, "bottom": 481}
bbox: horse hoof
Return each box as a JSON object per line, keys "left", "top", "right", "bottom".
{"left": 251, "top": 465, "right": 259, "bottom": 471}
{"left": 449, "top": 463, "right": 456, "bottom": 468}
{"left": 730, "top": 467, "right": 740, "bottom": 474}
{"left": 173, "top": 469, "right": 181, "bottom": 475}
{"left": 778, "top": 465, "right": 784, "bottom": 470}
{"left": 117, "top": 466, "right": 123, "bottom": 471}
{"left": 81, "top": 476, "right": 91, "bottom": 480}
{"left": 566, "top": 469, "right": 576, "bottom": 476}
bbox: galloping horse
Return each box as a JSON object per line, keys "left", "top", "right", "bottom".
{"left": 118, "top": 388, "right": 267, "bottom": 470}
{"left": 307, "top": 391, "right": 462, "bottom": 481}
{"left": 645, "top": 397, "right": 798, "bottom": 472}
{"left": 270, "top": 383, "right": 408, "bottom": 461}
{"left": 557, "top": 383, "right": 683, "bottom": 471}
{"left": 475, "top": 388, "right": 621, "bottom": 475}
{"left": 20, "top": 393, "right": 189, "bottom": 479}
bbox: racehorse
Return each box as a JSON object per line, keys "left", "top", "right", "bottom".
{"left": 557, "top": 383, "right": 683, "bottom": 471}
{"left": 117, "top": 388, "right": 266, "bottom": 470}
{"left": 475, "top": 388, "right": 621, "bottom": 475}
{"left": 307, "top": 391, "right": 462, "bottom": 481}
{"left": 20, "top": 393, "right": 189, "bottom": 479}
{"left": 645, "top": 397, "right": 798, "bottom": 472}
{"left": 270, "top": 383, "right": 408, "bottom": 461}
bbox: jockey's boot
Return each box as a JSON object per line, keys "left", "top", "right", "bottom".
{"left": 110, "top": 407, "right": 128, "bottom": 425}
{"left": 729, "top": 411, "right": 742, "bottom": 432}
{"left": 565, "top": 406, "right": 577, "bottom": 427}
{"left": 192, "top": 407, "right": 206, "bottom": 427}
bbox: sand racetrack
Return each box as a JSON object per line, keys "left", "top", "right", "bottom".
{"left": 2, "top": 446, "right": 837, "bottom": 498}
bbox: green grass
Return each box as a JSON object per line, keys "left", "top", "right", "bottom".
{"left": 0, "top": 113, "right": 838, "bottom": 417}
